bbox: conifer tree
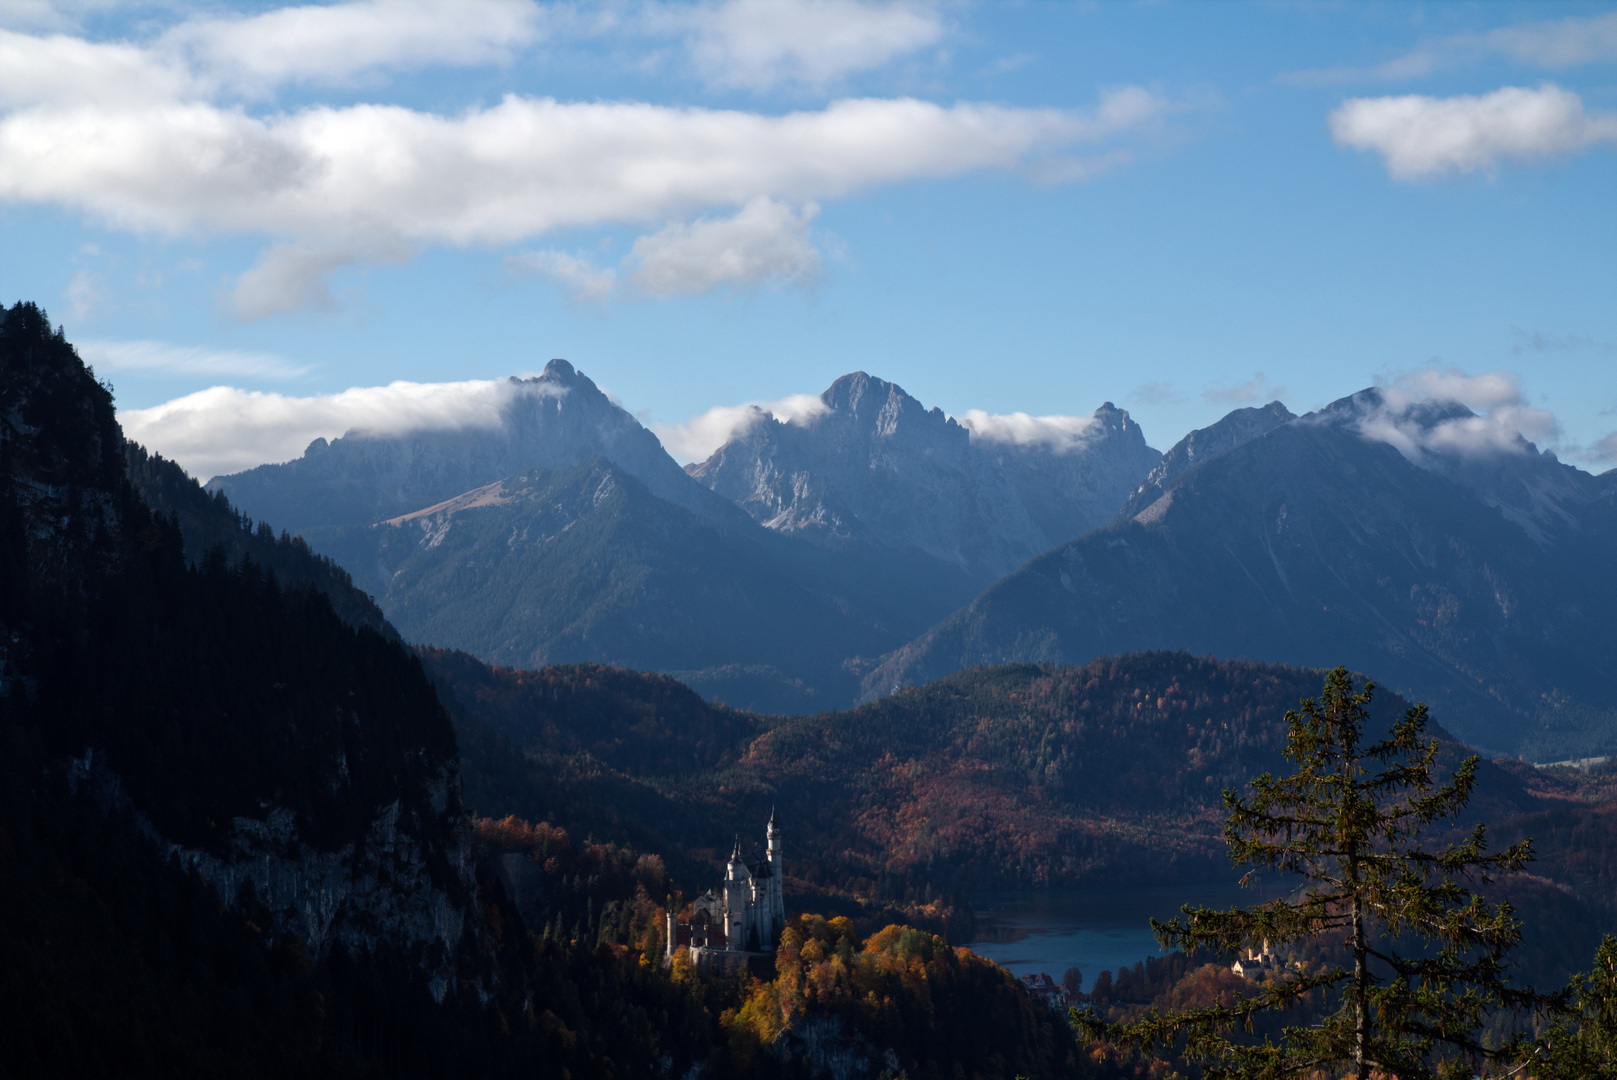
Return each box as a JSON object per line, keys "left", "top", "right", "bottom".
{"left": 1534, "top": 935, "right": 1617, "bottom": 1078}
{"left": 1076, "top": 667, "right": 1544, "bottom": 1079}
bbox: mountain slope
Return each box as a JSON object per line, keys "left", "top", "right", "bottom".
{"left": 127, "top": 441, "right": 395, "bottom": 636}
{"left": 315, "top": 456, "right": 951, "bottom": 711}
{"left": 1119, "top": 400, "right": 1295, "bottom": 518}
{"left": 863, "top": 392, "right": 1617, "bottom": 759}
{"left": 0, "top": 302, "right": 477, "bottom": 971}
{"left": 210, "top": 358, "right": 745, "bottom": 534}
{"left": 688, "top": 372, "right": 1159, "bottom": 584}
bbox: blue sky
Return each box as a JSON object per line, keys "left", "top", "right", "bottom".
{"left": 2, "top": 0, "right": 1614, "bottom": 480}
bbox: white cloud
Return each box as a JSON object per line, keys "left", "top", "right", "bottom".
{"left": 1356, "top": 367, "right": 1560, "bottom": 462}
{"left": 0, "top": 90, "right": 1163, "bottom": 315}
{"left": 1285, "top": 12, "right": 1617, "bottom": 85}
{"left": 0, "top": 3, "right": 546, "bottom": 106}
{"left": 652, "top": 392, "right": 829, "bottom": 463}
{"left": 118, "top": 376, "right": 566, "bottom": 481}
{"left": 671, "top": 0, "right": 947, "bottom": 91}
{"left": 229, "top": 242, "right": 370, "bottom": 320}
{"left": 506, "top": 249, "right": 619, "bottom": 303}
{"left": 1480, "top": 11, "right": 1617, "bottom": 68}
{"left": 1329, "top": 84, "right": 1617, "bottom": 179}
{"left": 162, "top": 0, "right": 546, "bottom": 96}
{"left": 78, "top": 339, "right": 313, "bottom": 379}
{"left": 1203, "top": 372, "right": 1285, "bottom": 405}
{"left": 0, "top": 6, "right": 1182, "bottom": 315}
{"left": 64, "top": 267, "right": 101, "bottom": 320}
{"left": 507, "top": 197, "right": 822, "bottom": 300}
{"left": 628, "top": 196, "right": 821, "bottom": 297}
{"left": 0, "top": 29, "right": 195, "bottom": 107}
{"left": 2, "top": 94, "right": 1127, "bottom": 240}
{"left": 1591, "top": 431, "right": 1617, "bottom": 466}
{"left": 956, "top": 410, "right": 1099, "bottom": 454}
{"left": 0, "top": 0, "right": 121, "bottom": 33}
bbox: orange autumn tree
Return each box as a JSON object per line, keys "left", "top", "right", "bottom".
{"left": 726, "top": 915, "right": 1082, "bottom": 1078}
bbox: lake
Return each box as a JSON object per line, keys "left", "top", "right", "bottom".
{"left": 967, "top": 881, "right": 1278, "bottom": 989}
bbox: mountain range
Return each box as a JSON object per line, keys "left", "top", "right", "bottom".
{"left": 214, "top": 362, "right": 1161, "bottom": 711}
{"left": 204, "top": 352, "right": 1617, "bottom": 757}
{"left": 868, "top": 389, "right": 1617, "bottom": 758}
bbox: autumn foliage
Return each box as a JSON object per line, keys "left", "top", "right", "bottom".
{"left": 723, "top": 914, "right": 1087, "bottom": 1078}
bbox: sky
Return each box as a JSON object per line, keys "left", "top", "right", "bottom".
{"left": 2, "top": 0, "right": 1615, "bottom": 482}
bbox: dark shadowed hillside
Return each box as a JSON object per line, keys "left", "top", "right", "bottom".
{"left": 2, "top": 304, "right": 1114, "bottom": 1080}
{"left": 429, "top": 649, "right": 1542, "bottom": 896}
{"left": 126, "top": 441, "right": 396, "bottom": 637}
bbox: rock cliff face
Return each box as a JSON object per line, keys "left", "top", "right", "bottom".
{"left": 69, "top": 749, "right": 474, "bottom": 996}
{"left": 210, "top": 358, "right": 743, "bottom": 534}
{"left": 0, "top": 303, "right": 479, "bottom": 988}
{"left": 1120, "top": 400, "right": 1295, "bottom": 519}
{"left": 864, "top": 391, "right": 1617, "bottom": 760}
{"left": 688, "top": 372, "right": 1160, "bottom": 585}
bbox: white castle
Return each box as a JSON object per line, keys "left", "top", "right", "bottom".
{"left": 666, "top": 812, "right": 785, "bottom": 968}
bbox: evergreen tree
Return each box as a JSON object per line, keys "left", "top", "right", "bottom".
{"left": 1076, "top": 667, "right": 1544, "bottom": 1079}
{"left": 1535, "top": 935, "right": 1617, "bottom": 1079}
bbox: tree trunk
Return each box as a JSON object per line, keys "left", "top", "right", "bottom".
{"left": 1351, "top": 846, "right": 1369, "bottom": 1080}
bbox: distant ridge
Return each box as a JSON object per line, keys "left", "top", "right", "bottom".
{"left": 863, "top": 390, "right": 1617, "bottom": 760}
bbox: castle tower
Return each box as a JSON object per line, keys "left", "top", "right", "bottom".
{"left": 766, "top": 808, "right": 784, "bottom": 936}
{"left": 724, "top": 837, "right": 747, "bottom": 951}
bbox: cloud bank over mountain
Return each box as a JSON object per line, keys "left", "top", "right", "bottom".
{"left": 119, "top": 361, "right": 1607, "bottom": 485}
{"left": 119, "top": 377, "right": 562, "bottom": 480}
{"left": 1355, "top": 368, "right": 1562, "bottom": 462}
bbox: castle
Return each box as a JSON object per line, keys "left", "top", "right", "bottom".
{"left": 666, "top": 812, "right": 784, "bottom": 969}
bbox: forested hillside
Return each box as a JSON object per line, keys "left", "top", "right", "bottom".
{"left": 427, "top": 647, "right": 1616, "bottom": 997}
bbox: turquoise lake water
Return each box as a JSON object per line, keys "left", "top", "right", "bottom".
{"left": 967, "top": 882, "right": 1277, "bottom": 989}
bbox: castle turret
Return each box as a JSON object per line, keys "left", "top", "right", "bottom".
{"left": 724, "top": 837, "right": 747, "bottom": 951}
{"left": 766, "top": 808, "right": 784, "bottom": 937}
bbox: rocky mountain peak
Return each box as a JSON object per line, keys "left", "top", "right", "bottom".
{"left": 1122, "top": 400, "right": 1295, "bottom": 519}
{"left": 1316, "top": 387, "right": 1600, "bottom": 547}
{"left": 814, "top": 371, "right": 966, "bottom": 448}
{"left": 540, "top": 357, "right": 577, "bottom": 380}
{"left": 211, "top": 358, "right": 741, "bottom": 535}
{"left": 689, "top": 372, "right": 1160, "bottom": 583}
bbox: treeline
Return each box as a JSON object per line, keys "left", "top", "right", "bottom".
{"left": 125, "top": 442, "right": 395, "bottom": 637}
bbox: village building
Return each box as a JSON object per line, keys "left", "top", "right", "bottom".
{"left": 1019, "top": 972, "right": 1074, "bottom": 1009}
{"left": 1231, "top": 939, "right": 1300, "bottom": 980}
{"left": 666, "top": 812, "right": 785, "bottom": 972}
